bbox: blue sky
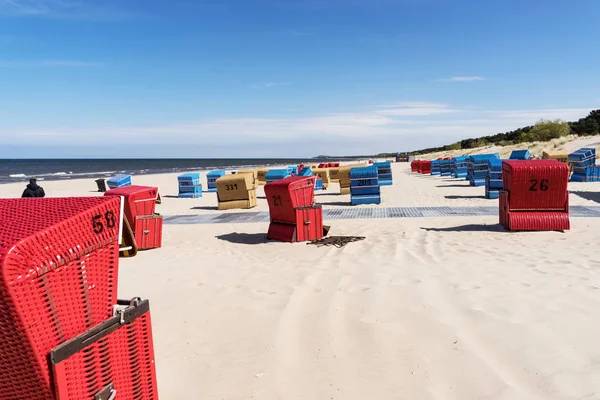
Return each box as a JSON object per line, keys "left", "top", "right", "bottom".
{"left": 0, "top": 0, "right": 599, "bottom": 158}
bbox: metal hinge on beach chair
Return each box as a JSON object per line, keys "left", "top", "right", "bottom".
{"left": 49, "top": 298, "right": 158, "bottom": 400}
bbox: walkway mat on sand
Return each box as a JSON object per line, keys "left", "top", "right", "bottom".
{"left": 307, "top": 236, "right": 366, "bottom": 248}
{"left": 164, "top": 206, "right": 600, "bottom": 225}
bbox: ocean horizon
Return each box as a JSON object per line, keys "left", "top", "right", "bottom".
{"left": 0, "top": 158, "right": 366, "bottom": 184}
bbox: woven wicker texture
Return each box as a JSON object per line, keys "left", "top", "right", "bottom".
{"left": 506, "top": 211, "right": 570, "bottom": 231}
{"left": 419, "top": 160, "right": 431, "bottom": 174}
{"left": 502, "top": 160, "right": 569, "bottom": 210}
{"left": 265, "top": 176, "right": 315, "bottom": 224}
{"left": 0, "top": 197, "right": 121, "bottom": 399}
{"left": 51, "top": 309, "right": 158, "bottom": 400}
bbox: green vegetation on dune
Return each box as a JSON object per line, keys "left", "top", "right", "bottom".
{"left": 411, "top": 109, "right": 600, "bottom": 155}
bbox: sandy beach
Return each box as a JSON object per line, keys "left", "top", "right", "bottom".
{"left": 2, "top": 153, "right": 600, "bottom": 399}
{"left": 4, "top": 0, "right": 600, "bottom": 397}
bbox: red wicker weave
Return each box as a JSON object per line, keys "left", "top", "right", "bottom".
{"left": 505, "top": 211, "right": 570, "bottom": 231}
{"left": 50, "top": 299, "right": 158, "bottom": 400}
{"left": 502, "top": 160, "right": 569, "bottom": 210}
{"left": 419, "top": 160, "right": 432, "bottom": 174}
{"left": 499, "top": 190, "right": 570, "bottom": 231}
{"left": 411, "top": 160, "right": 418, "bottom": 172}
{"left": 0, "top": 197, "right": 122, "bottom": 399}
{"left": 264, "top": 176, "right": 316, "bottom": 224}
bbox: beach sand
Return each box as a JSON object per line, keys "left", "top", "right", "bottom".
{"left": 2, "top": 156, "right": 600, "bottom": 399}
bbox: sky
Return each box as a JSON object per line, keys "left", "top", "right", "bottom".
{"left": 0, "top": 0, "right": 599, "bottom": 158}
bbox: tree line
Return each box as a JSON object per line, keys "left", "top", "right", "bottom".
{"left": 408, "top": 109, "right": 600, "bottom": 156}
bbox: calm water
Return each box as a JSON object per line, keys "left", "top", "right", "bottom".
{"left": 0, "top": 158, "right": 356, "bottom": 184}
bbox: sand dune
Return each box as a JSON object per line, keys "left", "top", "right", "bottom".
{"left": 420, "top": 134, "right": 600, "bottom": 161}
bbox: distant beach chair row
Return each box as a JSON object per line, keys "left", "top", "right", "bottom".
{"left": 170, "top": 161, "right": 392, "bottom": 208}
{"left": 409, "top": 149, "right": 573, "bottom": 231}
{"left": 568, "top": 147, "right": 598, "bottom": 182}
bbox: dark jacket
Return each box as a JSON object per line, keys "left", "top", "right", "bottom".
{"left": 22, "top": 183, "right": 45, "bottom": 198}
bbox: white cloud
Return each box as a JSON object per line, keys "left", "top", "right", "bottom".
{"left": 250, "top": 82, "right": 291, "bottom": 89}
{"left": 0, "top": 60, "right": 102, "bottom": 68}
{"left": 2, "top": 0, "right": 71, "bottom": 16}
{"left": 490, "top": 109, "right": 592, "bottom": 122}
{"left": 437, "top": 76, "right": 486, "bottom": 82}
{"left": 0, "top": 0, "right": 136, "bottom": 20}
{"left": 1, "top": 103, "right": 595, "bottom": 156}
{"left": 375, "top": 102, "right": 459, "bottom": 116}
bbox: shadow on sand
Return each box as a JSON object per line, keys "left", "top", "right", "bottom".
{"left": 444, "top": 195, "right": 486, "bottom": 200}
{"left": 315, "top": 192, "right": 335, "bottom": 196}
{"left": 421, "top": 224, "right": 504, "bottom": 233}
{"left": 570, "top": 191, "right": 600, "bottom": 204}
{"left": 216, "top": 232, "right": 268, "bottom": 245}
{"left": 315, "top": 201, "right": 351, "bottom": 206}
{"left": 191, "top": 206, "right": 219, "bottom": 211}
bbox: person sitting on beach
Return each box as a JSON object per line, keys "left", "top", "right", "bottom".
{"left": 21, "top": 178, "right": 45, "bottom": 198}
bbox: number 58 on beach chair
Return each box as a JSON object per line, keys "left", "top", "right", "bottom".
{"left": 0, "top": 197, "right": 159, "bottom": 399}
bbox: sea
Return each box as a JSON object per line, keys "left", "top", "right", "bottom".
{"left": 0, "top": 158, "right": 360, "bottom": 184}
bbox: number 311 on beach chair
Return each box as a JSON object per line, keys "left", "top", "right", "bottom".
{"left": 0, "top": 197, "right": 159, "bottom": 400}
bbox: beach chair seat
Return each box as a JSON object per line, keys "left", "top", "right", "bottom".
{"left": 265, "top": 176, "right": 324, "bottom": 242}
{"left": 499, "top": 160, "right": 570, "bottom": 231}
{"left": 267, "top": 205, "right": 324, "bottom": 243}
